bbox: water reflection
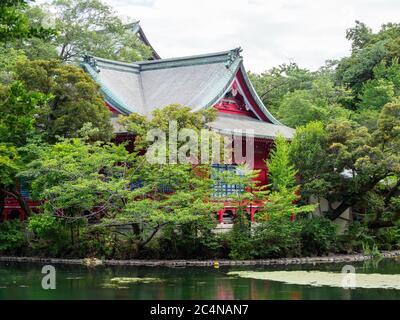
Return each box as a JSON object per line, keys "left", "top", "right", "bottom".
{"left": 0, "top": 259, "right": 400, "bottom": 300}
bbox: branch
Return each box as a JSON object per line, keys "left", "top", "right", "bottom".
{"left": 139, "top": 222, "right": 169, "bottom": 248}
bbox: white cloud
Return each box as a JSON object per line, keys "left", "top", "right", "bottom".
{"left": 73, "top": 1, "right": 400, "bottom": 72}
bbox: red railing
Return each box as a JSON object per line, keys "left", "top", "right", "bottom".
{"left": 1, "top": 197, "right": 41, "bottom": 221}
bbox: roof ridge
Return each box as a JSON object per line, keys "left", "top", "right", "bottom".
{"left": 92, "top": 56, "right": 141, "bottom": 68}
{"left": 83, "top": 47, "right": 242, "bottom": 72}
{"left": 136, "top": 47, "right": 242, "bottom": 66}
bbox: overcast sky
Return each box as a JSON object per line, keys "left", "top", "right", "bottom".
{"left": 80, "top": 1, "right": 400, "bottom": 72}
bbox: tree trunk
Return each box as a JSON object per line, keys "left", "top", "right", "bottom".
{"left": 1, "top": 187, "right": 31, "bottom": 217}
{"left": 14, "top": 191, "right": 32, "bottom": 217}
{"left": 326, "top": 200, "right": 352, "bottom": 221}
{"left": 326, "top": 176, "right": 387, "bottom": 221}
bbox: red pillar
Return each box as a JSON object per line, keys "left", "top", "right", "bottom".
{"left": 3, "top": 209, "right": 9, "bottom": 221}
{"left": 250, "top": 208, "right": 256, "bottom": 222}
{"left": 218, "top": 209, "right": 224, "bottom": 224}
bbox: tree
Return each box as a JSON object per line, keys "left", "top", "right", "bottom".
{"left": 22, "top": 105, "right": 222, "bottom": 256}
{"left": 357, "top": 58, "right": 400, "bottom": 111}
{"left": 15, "top": 59, "right": 113, "bottom": 143}
{"left": 22, "top": 138, "right": 131, "bottom": 247}
{"left": 257, "top": 135, "right": 315, "bottom": 222}
{"left": 359, "top": 79, "right": 395, "bottom": 110}
{"left": 266, "top": 135, "right": 297, "bottom": 191}
{"left": 0, "top": 0, "right": 54, "bottom": 44}
{"left": 30, "top": 0, "right": 153, "bottom": 62}
{"left": 277, "top": 78, "right": 352, "bottom": 127}
{"left": 336, "top": 21, "right": 400, "bottom": 108}
{"left": 346, "top": 21, "right": 373, "bottom": 51}
{"left": 248, "top": 63, "right": 317, "bottom": 116}
{"left": 0, "top": 81, "right": 49, "bottom": 216}
{"left": 290, "top": 102, "right": 400, "bottom": 228}
{"left": 0, "top": 48, "right": 28, "bottom": 84}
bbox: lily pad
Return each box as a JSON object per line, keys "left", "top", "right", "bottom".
{"left": 101, "top": 283, "right": 129, "bottom": 289}
{"left": 109, "top": 277, "right": 163, "bottom": 284}
{"left": 228, "top": 271, "right": 400, "bottom": 290}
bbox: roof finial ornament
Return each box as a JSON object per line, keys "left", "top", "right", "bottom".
{"left": 225, "top": 47, "right": 242, "bottom": 69}
{"left": 82, "top": 54, "right": 100, "bottom": 73}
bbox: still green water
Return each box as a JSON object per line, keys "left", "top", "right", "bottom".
{"left": 1, "top": 258, "right": 400, "bottom": 300}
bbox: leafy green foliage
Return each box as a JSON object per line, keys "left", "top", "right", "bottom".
{"left": 0, "top": 81, "right": 48, "bottom": 147}
{"left": 0, "top": 144, "right": 19, "bottom": 186}
{"left": 299, "top": 217, "right": 337, "bottom": 256}
{"left": 267, "top": 135, "right": 297, "bottom": 191}
{"left": 248, "top": 63, "right": 318, "bottom": 116}
{"left": 28, "top": 0, "right": 153, "bottom": 62}
{"left": 290, "top": 102, "right": 400, "bottom": 227}
{"left": 15, "top": 59, "right": 113, "bottom": 142}
{"left": 0, "top": 220, "right": 27, "bottom": 253}
{"left": 251, "top": 218, "right": 302, "bottom": 258}
{"left": 154, "top": 218, "right": 221, "bottom": 259}
{"left": 27, "top": 213, "right": 62, "bottom": 239}
{"left": 226, "top": 210, "right": 253, "bottom": 260}
{"left": 277, "top": 78, "right": 352, "bottom": 127}
{"left": 257, "top": 188, "right": 315, "bottom": 221}
{"left": 0, "top": 48, "right": 28, "bottom": 83}
{"left": 0, "top": 81, "right": 48, "bottom": 194}
{"left": 20, "top": 105, "right": 222, "bottom": 257}
{"left": 0, "top": 0, "right": 54, "bottom": 44}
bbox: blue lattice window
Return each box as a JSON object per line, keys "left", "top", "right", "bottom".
{"left": 130, "top": 180, "right": 173, "bottom": 193}
{"left": 19, "top": 179, "right": 30, "bottom": 198}
{"left": 158, "top": 184, "right": 174, "bottom": 193}
{"left": 212, "top": 164, "right": 244, "bottom": 197}
{"left": 130, "top": 180, "right": 144, "bottom": 190}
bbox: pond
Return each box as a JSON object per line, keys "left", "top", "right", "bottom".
{"left": 1, "top": 258, "right": 400, "bottom": 300}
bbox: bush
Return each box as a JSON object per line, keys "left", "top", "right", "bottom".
{"left": 251, "top": 218, "right": 302, "bottom": 258}
{"left": 338, "top": 221, "right": 373, "bottom": 253}
{"left": 0, "top": 220, "right": 27, "bottom": 253}
{"left": 299, "top": 217, "right": 337, "bottom": 256}
{"left": 150, "top": 218, "right": 223, "bottom": 259}
{"left": 27, "top": 214, "right": 61, "bottom": 239}
{"left": 78, "top": 226, "right": 119, "bottom": 259}
{"left": 372, "top": 224, "right": 400, "bottom": 251}
{"left": 226, "top": 211, "right": 253, "bottom": 260}
{"left": 27, "top": 214, "right": 71, "bottom": 256}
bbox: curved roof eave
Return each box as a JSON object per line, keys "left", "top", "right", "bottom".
{"left": 81, "top": 62, "right": 133, "bottom": 115}
{"left": 191, "top": 58, "right": 243, "bottom": 112}
{"left": 238, "top": 64, "right": 283, "bottom": 125}
{"left": 210, "top": 127, "right": 290, "bottom": 141}
{"left": 193, "top": 60, "right": 284, "bottom": 126}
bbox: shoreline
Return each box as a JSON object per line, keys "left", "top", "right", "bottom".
{"left": 1, "top": 250, "right": 400, "bottom": 267}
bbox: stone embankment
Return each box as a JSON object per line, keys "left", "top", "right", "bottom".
{"left": 1, "top": 250, "right": 399, "bottom": 267}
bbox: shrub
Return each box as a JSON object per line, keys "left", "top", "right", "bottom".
{"left": 251, "top": 218, "right": 302, "bottom": 258}
{"left": 27, "top": 214, "right": 61, "bottom": 239}
{"left": 299, "top": 217, "right": 337, "bottom": 256}
{"left": 152, "top": 218, "right": 222, "bottom": 259}
{"left": 338, "top": 221, "right": 374, "bottom": 253}
{"left": 27, "top": 214, "right": 71, "bottom": 256}
{"left": 0, "top": 220, "right": 27, "bottom": 253}
{"left": 227, "top": 211, "right": 254, "bottom": 260}
{"left": 373, "top": 224, "right": 400, "bottom": 251}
